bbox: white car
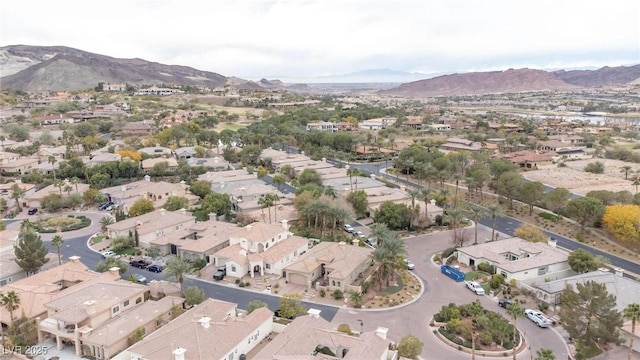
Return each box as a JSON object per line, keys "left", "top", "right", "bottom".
{"left": 101, "top": 250, "right": 120, "bottom": 259}
{"left": 404, "top": 259, "right": 415, "bottom": 270}
{"left": 343, "top": 224, "right": 354, "bottom": 233}
{"left": 525, "top": 309, "right": 552, "bottom": 328}
{"left": 465, "top": 280, "right": 485, "bottom": 295}
{"left": 354, "top": 230, "right": 365, "bottom": 239}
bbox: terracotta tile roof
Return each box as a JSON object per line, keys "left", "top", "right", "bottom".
{"left": 106, "top": 209, "right": 194, "bottom": 233}
{"left": 126, "top": 298, "right": 273, "bottom": 360}
{"left": 285, "top": 242, "right": 372, "bottom": 279}
{"left": 229, "top": 222, "right": 287, "bottom": 243}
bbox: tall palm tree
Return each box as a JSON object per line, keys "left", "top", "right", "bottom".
{"left": 324, "top": 186, "right": 337, "bottom": 199}
{"left": 487, "top": 203, "right": 502, "bottom": 242}
{"left": 507, "top": 301, "right": 524, "bottom": 360}
{"left": 372, "top": 247, "right": 390, "bottom": 290}
{"left": 620, "top": 165, "right": 633, "bottom": 180}
{"left": 453, "top": 174, "right": 464, "bottom": 206}
{"left": 53, "top": 179, "right": 64, "bottom": 196}
{"left": 624, "top": 303, "right": 640, "bottom": 360}
{"left": 467, "top": 300, "right": 485, "bottom": 360}
{"left": 100, "top": 216, "right": 115, "bottom": 232}
{"left": 445, "top": 207, "right": 468, "bottom": 247}
{"left": 164, "top": 257, "right": 193, "bottom": 291}
{"left": 48, "top": 156, "right": 57, "bottom": 180}
{"left": 10, "top": 184, "right": 23, "bottom": 213}
{"left": 51, "top": 234, "right": 64, "bottom": 265}
{"left": 418, "top": 188, "right": 433, "bottom": 221}
{"left": 266, "top": 193, "right": 280, "bottom": 222}
{"left": 347, "top": 167, "right": 361, "bottom": 191}
{"left": 258, "top": 195, "right": 274, "bottom": 223}
{"left": 71, "top": 177, "right": 81, "bottom": 193}
{"left": 370, "top": 223, "right": 391, "bottom": 246}
{"left": 0, "top": 290, "right": 21, "bottom": 323}
{"left": 468, "top": 204, "right": 489, "bottom": 245}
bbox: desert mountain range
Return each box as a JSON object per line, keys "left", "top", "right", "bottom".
{"left": 1, "top": 45, "right": 639, "bottom": 96}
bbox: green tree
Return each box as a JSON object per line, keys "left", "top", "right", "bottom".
{"left": 128, "top": 198, "right": 155, "bottom": 217}
{"left": 297, "top": 168, "right": 322, "bottom": 187}
{"left": 623, "top": 303, "right": 640, "bottom": 360}
{"left": 487, "top": 203, "right": 502, "bottom": 241}
{"left": 349, "top": 291, "right": 363, "bottom": 308}
{"left": 467, "top": 204, "right": 488, "bottom": 245}
{"left": 0, "top": 290, "right": 21, "bottom": 323}
{"left": 544, "top": 188, "right": 571, "bottom": 223}
{"left": 506, "top": 301, "right": 524, "bottom": 360}
{"left": 520, "top": 181, "right": 546, "bottom": 215}
{"left": 163, "top": 196, "right": 189, "bottom": 211}
{"left": 346, "top": 167, "right": 361, "bottom": 191}
{"left": 396, "top": 334, "right": 424, "bottom": 359}
{"left": 568, "top": 249, "right": 604, "bottom": 274}
{"left": 10, "top": 184, "right": 24, "bottom": 213}
{"left": 346, "top": 190, "right": 369, "bottom": 219}
{"left": 559, "top": 281, "right": 623, "bottom": 356}
{"left": 566, "top": 197, "right": 605, "bottom": 234}
{"left": 496, "top": 171, "right": 524, "bottom": 209}
{"left": 183, "top": 286, "right": 205, "bottom": 307}
{"left": 164, "top": 257, "right": 193, "bottom": 290}
{"left": 444, "top": 207, "right": 469, "bottom": 247}
{"left": 620, "top": 165, "right": 633, "bottom": 180}
{"left": 190, "top": 180, "right": 212, "bottom": 199}
{"left": 584, "top": 161, "right": 605, "bottom": 174}
{"left": 272, "top": 173, "right": 287, "bottom": 192}
{"left": 278, "top": 293, "right": 307, "bottom": 319}
{"left": 201, "top": 192, "right": 233, "bottom": 219}
{"left": 100, "top": 216, "right": 114, "bottom": 232}
{"left": 14, "top": 226, "right": 50, "bottom": 275}
{"left": 373, "top": 201, "right": 411, "bottom": 230}
{"left": 95, "top": 257, "right": 129, "bottom": 273}
{"left": 50, "top": 234, "right": 64, "bottom": 265}
{"left": 534, "top": 348, "right": 556, "bottom": 360}
{"left": 247, "top": 300, "right": 268, "bottom": 314}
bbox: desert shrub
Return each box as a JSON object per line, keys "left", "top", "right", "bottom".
{"left": 332, "top": 289, "right": 344, "bottom": 300}
{"left": 337, "top": 324, "right": 353, "bottom": 335}
{"left": 477, "top": 262, "right": 496, "bottom": 274}
{"left": 319, "top": 288, "right": 326, "bottom": 297}
{"left": 442, "top": 247, "right": 457, "bottom": 258}
{"left": 489, "top": 274, "right": 505, "bottom": 289}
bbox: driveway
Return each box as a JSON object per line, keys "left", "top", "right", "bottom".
{"left": 330, "top": 226, "right": 569, "bottom": 360}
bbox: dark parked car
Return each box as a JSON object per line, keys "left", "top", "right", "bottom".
{"left": 28, "top": 208, "right": 38, "bottom": 215}
{"left": 147, "top": 264, "right": 163, "bottom": 273}
{"left": 99, "top": 202, "right": 114, "bottom": 211}
{"left": 498, "top": 299, "right": 513, "bottom": 308}
{"left": 273, "top": 309, "right": 295, "bottom": 319}
{"left": 213, "top": 265, "right": 226, "bottom": 280}
{"left": 130, "top": 259, "right": 150, "bottom": 269}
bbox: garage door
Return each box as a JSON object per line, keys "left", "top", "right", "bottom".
{"left": 288, "top": 273, "right": 307, "bottom": 286}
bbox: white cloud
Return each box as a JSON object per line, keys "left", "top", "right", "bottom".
{"left": 2, "top": 0, "right": 638, "bottom": 80}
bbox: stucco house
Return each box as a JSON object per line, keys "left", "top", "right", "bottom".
{"left": 455, "top": 237, "right": 573, "bottom": 283}
{"left": 284, "top": 241, "right": 373, "bottom": 293}
{"left": 23, "top": 178, "right": 90, "bottom": 208}
{"left": 213, "top": 220, "right": 309, "bottom": 279}
{"left": 149, "top": 219, "right": 241, "bottom": 260}
{"left": 105, "top": 209, "right": 196, "bottom": 248}
{"left": 100, "top": 177, "right": 197, "bottom": 212}
{"left": 115, "top": 298, "right": 273, "bottom": 360}
{"left": 141, "top": 157, "right": 179, "bottom": 173}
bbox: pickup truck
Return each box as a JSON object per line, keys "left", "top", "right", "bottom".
{"left": 465, "top": 280, "right": 485, "bottom": 295}
{"left": 129, "top": 259, "right": 150, "bottom": 269}
{"left": 525, "top": 309, "right": 552, "bottom": 328}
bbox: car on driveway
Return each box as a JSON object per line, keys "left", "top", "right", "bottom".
{"left": 213, "top": 265, "right": 226, "bottom": 280}
{"left": 28, "top": 208, "right": 38, "bottom": 215}
{"left": 465, "top": 280, "right": 485, "bottom": 295}
{"left": 525, "top": 309, "right": 552, "bottom": 328}
{"left": 404, "top": 259, "right": 415, "bottom": 270}
{"left": 147, "top": 264, "right": 163, "bottom": 273}
{"left": 130, "top": 259, "right": 150, "bottom": 269}
{"left": 101, "top": 250, "right": 116, "bottom": 258}
{"left": 354, "top": 230, "right": 365, "bottom": 239}
{"left": 131, "top": 273, "right": 148, "bottom": 284}
{"left": 343, "top": 224, "right": 354, "bottom": 233}
{"left": 498, "top": 299, "right": 513, "bottom": 308}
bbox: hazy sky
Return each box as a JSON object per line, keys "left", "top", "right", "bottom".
{"left": 2, "top": 0, "right": 639, "bottom": 81}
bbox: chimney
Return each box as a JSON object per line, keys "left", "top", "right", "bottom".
{"left": 375, "top": 326, "right": 388, "bottom": 340}
{"left": 69, "top": 256, "right": 81, "bottom": 263}
{"left": 108, "top": 267, "right": 120, "bottom": 276}
{"left": 144, "top": 175, "right": 151, "bottom": 182}
{"left": 159, "top": 208, "right": 166, "bottom": 216}
{"left": 84, "top": 300, "right": 97, "bottom": 315}
{"left": 307, "top": 309, "right": 321, "bottom": 318}
{"left": 173, "top": 347, "right": 186, "bottom": 360}
{"left": 547, "top": 237, "right": 557, "bottom": 248}
{"left": 281, "top": 219, "right": 289, "bottom": 231}
{"left": 199, "top": 316, "right": 211, "bottom": 329}
{"left": 615, "top": 268, "right": 624, "bottom": 277}
{"left": 209, "top": 213, "right": 217, "bottom": 221}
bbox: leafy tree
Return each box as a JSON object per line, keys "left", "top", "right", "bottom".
{"left": 623, "top": 303, "right": 640, "bottom": 360}
{"left": 346, "top": 190, "right": 369, "bottom": 218}
{"left": 445, "top": 207, "right": 469, "bottom": 247}
{"left": 506, "top": 301, "right": 524, "bottom": 360}
{"left": 14, "top": 226, "right": 50, "bottom": 275}
{"left": 272, "top": 173, "right": 287, "bottom": 191}
{"left": 190, "top": 180, "right": 212, "bottom": 199}
{"left": 41, "top": 193, "right": 64, "bottom": 212}
{"left": 584, "top": 161, "right": 605, "bottom": 174}
{"left": 239, "top": 145, "right": 262, "bottom": 166}
{"left": 278, "top": 293, "right": 307, "bottom": 319}
{"left": 201, "top": 192, "right": 233, "bottom": 219}
{"left": 164, "top": 257, "right": 193, "bottom": 290}
{"left": 297, "top": 168, "right": 322, "bottom": 187}
{"left": 146, "top": 246, "right": 161, "bottom": 259}
{"left": 620, "top": 165, "right": 633, "bottom": 180}
{"left": 10, "top": 184, "right": 24, "bottom": 213}
{"left": 534, "top": 348, "right": 556, "bottom": 360}
{"left": 95, "top": 257, "right": 129, "bottom": 273}
{"left": 163, "top": 196, "right": 189, "bottom": 211}
{"left": 247, "top": 300, "right": 268, "bottom": 314}
{"left": 514, "top": 224, "right": 547, "bottom": 243}
{"left": 559, "top": 281, "right": 623, "bottom": 356}
{"left": 128, "top": 198, "right": 155, "bottom": 217}
{"left": 349, "top": 291, "right": 363, "bottom": 308}
{"left": 337, "top": 323, "right": 353, "bottom": 335}
{"left": 110, "top": 235, "right": 135, "bottom": 251}
{"left": 183, "top": 286, "right": 205, "bottom": 307}
{"left": 0, "top": 290, "right": 21, "bottom": 323}
{"left": 396, "top": 334, "right": 424, "bottom": 359}
{"left": 601, "top": 204, "right": 640, "bottom": 244}
{"left": 496, "top": 171, "right": 524, "bottom": 209}
{"left": 373, "top": 201, "right": 411, "bottom": 230}
{"left": 544, "top": 188, "right": 571, "bottom": 223}
{"left": 467, "top": 203, "right": 488, "bottom": 245}
{"left": 566, "top": 197, "right": 605, "bottom": 234}
{"left": 50, "top": 234, "right": 64, "bottom": 265}
{"left": 568, "top": 249, "right": 605, "bottom": 273}
{"left": 520, "top": 181, "right": 546, "bottom": 215}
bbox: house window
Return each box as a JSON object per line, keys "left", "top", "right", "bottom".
{"left": 278, "top": 234, "right": 282, "bottom": 240}
{"left": 136, "top": 297, "right": 142, "bottom": 304}
{"left": 124, "top": 300, "right": 130, "bottom": 307}
{"left": 265, "top": 264, "right": 271, "bottom": 269}
{"left": 538, "top": 266, "right": 548, "bottom": 275}
{"left": 271, "top": 238, "right": 275, "bottom": 243}
{"left": 294, "top": 250, "right": 297, "bottom": 256}
{"left": 332, "top": 280, "right": 335, "bottom": 286}
{"left": 175, "top": 225, "right": 180, "bottom": 230}
{"left": 231, "top": 265, "right": 236, "bottom": 272}
{"left": 112, "top": 306, "right": 120, "bottom": 314}
{"left": 501, "top": 271, "right": 507, "bottom": 278}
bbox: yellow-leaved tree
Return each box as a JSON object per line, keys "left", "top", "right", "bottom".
{"left": 117, "top": 150, "right": 142, "bottom": 162}
{"left": 601, "top": 204, "right": 640, "bottom": 243}
{"left": 514, "top": 224, "right": 547, "bottom": 243}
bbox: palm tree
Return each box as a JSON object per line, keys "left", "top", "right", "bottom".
{"left": 10, "top": 184, "right": 23, "bottom": 213}
{"left": 487, "top": 203, "right": 502, "bottom": 242}
{"left": 624, "top": 303, "right": 640, "bottom": 360}
{"left": 164, "top": 257, "right": 193, "bottom": 290}
{"left": 467, "top": 300, "right": 484, "bottom": 360}
{"left": 445, "top": 207, "right": 468, "bottom": 247}
{"left": 372, "top": 247, "right": 390, "bottom": 290}
{"left": 324, "top": 186, "right": 337, "bottom": 199}
{"left": 51, "top": 234, "right": 64, "bottom": 265}
{"left": 71, "top": 177, "right": 81, "bottom": 193}
{"left": 506, "top": 301, "right": 524, "bottom": 360}
{"left": 347, "top": 167, "right": 361, "bottom": 191}
{"left": 418, "top": 188, "right": 433, "bottom": 221}
{"left": 370, "top": 223, "right": 391, "bottom": 246}
{"left": 266, "top": 193, "right": 280, "bottom": 222}
{"left": 632, "top": 179, "right": 640, "bottom": 195}
{"left": 64, "top": 184, "right": 73, "bottom": 197}
{"left": 453, "top": 173, "right": 464, "bottom": 206}
{"left": 257, "top": 195, "right": 274, "bottom": 223}
{"left": 53, "top": 179, "right": 64, "bottom": 196}
{"left": 620, "top": 165, "right": 633, "bottom": 180}
{"left": 468, "top": 204, "right": 489, "bottom": 245}
{"left": 48, "top": 156, "right": 57, "bottom": 180}
{"left": 100, "top": 216, "right": 114, "bottom": 232}
{"left": 0, "top": 290, "right": 21, "bottom": 323}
